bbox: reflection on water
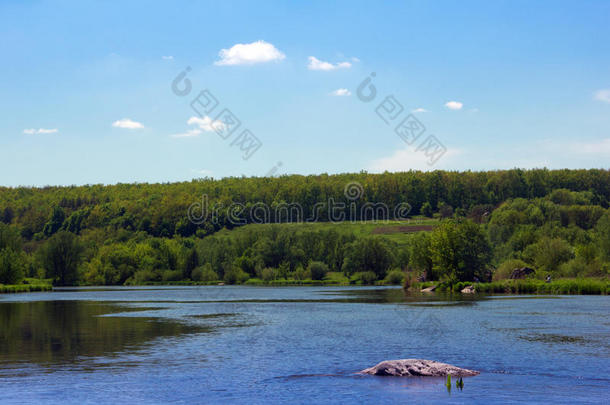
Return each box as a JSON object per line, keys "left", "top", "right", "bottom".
{"left": 0, "top": 301, "right": 209, "bottom": 366}
{"left": 0, "top": 287, "right": 608, "bottom": 404}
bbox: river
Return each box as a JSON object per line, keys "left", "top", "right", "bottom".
{"left": 1, "top": 286, "right": 608, "bottom": 404}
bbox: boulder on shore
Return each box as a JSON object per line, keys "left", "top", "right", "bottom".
{"left": 509, "top": 267, "right": 535, "bottom": 279}
{"left": 461, "top": 285, "right": 476, "bottom": 294}
{"left": 421, "top": 285, "right": 437, "bottom": 292}
{"left": 360, "top": 359, "right": 479, "bottom": 377}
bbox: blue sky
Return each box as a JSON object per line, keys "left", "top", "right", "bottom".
{"left": 1, "top": 0, "right": 609, "bottom": 186}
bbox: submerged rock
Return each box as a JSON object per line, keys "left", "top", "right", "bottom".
{"left": 421, "top": 285, "right": 437, "bottom": 292}
{"left": 360, "top": 359, "right": 479, "bottom": 377}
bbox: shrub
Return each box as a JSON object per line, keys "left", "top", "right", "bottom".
{"left": 129, "top": 269, "right": 158, "bottom": 284}
{"left": 191, "top": 264, "right": 219, "bottom": 282}
{"left": 290, "top": 265, "right": 310, "bottom": 281}
{"left": 524, "top": 237, "right": 573, "bottom": 272}
{"left": 383, "top": 269, "right": 405, "bottom": 285}
{"left": 493, "top": 259, "right": 530, "bottom": 281}
{"left": 421, "top": 202, "right": 433, "bottom": 217}
{"left": 223, "top": 266, "right": 250, "bottom": 284}
{"left": 260, "top": 267, "right": 277, "bottom": 282}
{"left": 353, "top": 271, "right": 377, "bottom": 285}
{"left": 39, "top": 231, "right": 83, "bottom": 286}
{"left": 0, "top": 247, "right": 25, "bottom": 284}
{"left": 162, "top": 269, "right": 183, "bottom": 282}
{"left": 307, "top": 261, "right": 329, "bottom": 280}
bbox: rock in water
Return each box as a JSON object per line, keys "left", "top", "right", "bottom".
{"left": 360, "top": 359, "right": 479, "bottom": 377}
{"left": 461, "top": 285, "right": 476, "bottom": 294}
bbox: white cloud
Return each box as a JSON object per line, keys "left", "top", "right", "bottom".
{"left": 170, "top": 129, "right": 202, "bottom": 138}
{"left": 187, "top": 116, "right": 225, "bottom": 132}
{"left": 23, "top": 128, "right": 58, "bottom": 135}
{"left": 214, "top": 40, "right": 285, "bottom": 66}
{"left": 162, "top": 55, "right": 174, "bottom": 60}
{"left": 594, "top": 89, "right": 610, "bottom": 103}
{"left": 351, "top": 57, "right": 360, "bottom": 63}
{"left": 171, "top": 116, "right": 225, "bottom": 138}
{"left": 563, "top": 138, "right": 610, "bottom": 156}
{"left": 331, "top": 88, "right": 351, "bottom": 96}
{"left": 307, "top": 56, "right": 351, "bottom": 71}
{"left": 368, "top": 137, "right": 610, "bottom": 173}
{"left": 112, "top": 118, "right": 144, "bottom": 129}
{"left": 444, "top": 101, "right": 463, "bottom": 110}
{"left": 412, "top": 108, "right": 428, "bottom": 113}
{"left": 191, "top": 169, "right": 213, "bottom": 176}
{"left": 368, "top": 147, "right": 461, "bottom": 172}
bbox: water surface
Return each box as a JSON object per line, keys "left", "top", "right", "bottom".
{"left": 1, "top": 286, "right": 608, "bottom": 404}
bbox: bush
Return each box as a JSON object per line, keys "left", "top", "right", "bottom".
{"left": 524, "top": 237, "right": 573, "bottom": 272}
{"left": 191, "top": 264, "right": 219, "bottom": 282}
{"left": 0, "top": 248, "right": 26, "bottom": 285}
{"left": 557, "top": 258, "right": 602, "bottom": 278}
{"left": 383, "top": 269, "right": 405, "bottom": 285}
{"left": 307, "top": 261, "right": 329, "bottom": 280}
{"left": 421, "top": 202, "right": 433, "bottom": 217}
{"left": 341, "top": 238, "right": 393, "bottom": 279}
{"left": 39, "top": 231, "right": 83, "bottom": 286}
{"left": 223, "top": 267, "right": 250, "bottom": 284}
{"left": 129, "top": 269, "right": 158, "bottom": 284}
{"left": 260, "top": 267, "right": 277, "bottom": 282}
{"left": 353, "top": 271, "right": 377, "bottom": 285}
{"left": 289, "top": 265, "right": 310, "bottom": 281}
{"left": 162, "top": 269, "right": 183, "bottom": 282}
{"left": 493, "top": 259, "right": 530, "bottom": 281}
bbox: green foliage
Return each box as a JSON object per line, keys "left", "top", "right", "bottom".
{"left": 42, "top": 206, "right": 66, "bottom": 237}
{"left": 429, "top": 219, "right": 491, "bottom": 282}
{"left": 162, "top": 269, "right": 183, "bottom": 282}
{"left": 290, "top": 265, "right": 310, "bottom": 281}
{"left": 0, "top": 223, "right": 22, "bottom": 251}
{"left": 0, "top": 248, "right": 25, "bottom": 284}
{"left": 0, "top": 169, "right": 608, "bottom": 289}
{"left": 352, "top": 271, "right": 378, "bottom": 285}
{"left": 0, "top": 283, "right": 52, "bottom": 293}
{"left": 493, "top": 259, "right": 530, "bottom": 281}
{"left": 342, "top": 237, "right": 394, "bottom": 279}
{"left": 0, "top": 223, "right": 26, "bottom": 285}
{"left": 421, "top": 202, "right": 433, "bottom": 217}
{"left": 260, "top": 267, "right": 277, "bottom": 282}
{"left": 408, "top": 232, "right": 434, "bottom": 278}
{"left": 183, "top": 247, "right": 199, "bottom": 279}
{"left": 595, "top": 211, "right": 610, "bottom": 261}
{"left": 383, "top": 269, "right": 405, "bottom": 285}
{"left": 523, "top": 237, "right": 573, "bottom": 273}
{"left": 307, "top": 261, "right": 329, "bottom": 280}
{"left": 39, "top": 231, "right": 83, "bottom": 286}
{"left": 223, "top": 265, "right": 250, "bottom": 284}
{"left": 191, "top": 263, "right": 219, "bottom": 282}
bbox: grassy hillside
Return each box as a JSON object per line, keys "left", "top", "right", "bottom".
{"left": 0, "top": 169, "right": 608, "bottom": 290}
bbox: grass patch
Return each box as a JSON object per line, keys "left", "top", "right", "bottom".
{"left": 215, "top": 219, "right": 438, "bottom": 246}
{"left": 412, "top": 278, "right": 609, "bottom": 295}
{"left": 0, "top": 284, "right": 52, "bottom": 293}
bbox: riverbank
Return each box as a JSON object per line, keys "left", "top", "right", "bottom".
{"left": 0, "top": 284, "right": 52, "bottom": 293}
{"left": 4, "top": 277, "right": 609, "bottom": 295}
{"left": 415, "top": 278, "right": 610, "bottom": 295}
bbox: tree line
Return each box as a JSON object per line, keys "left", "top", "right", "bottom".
{"left": 0, "top": 169, "right": 608, "bottom": 286}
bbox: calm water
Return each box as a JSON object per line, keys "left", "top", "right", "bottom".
{"left": 0, "top": 286, "right": 608, "bottom": 404}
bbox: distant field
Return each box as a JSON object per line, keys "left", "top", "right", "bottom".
{"left": 215, "top": 218, "right": 439, "bottom": 245}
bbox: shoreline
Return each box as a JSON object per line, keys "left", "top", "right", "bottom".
{"left": 3, "top": 278, "right": 608, "bottom": 295}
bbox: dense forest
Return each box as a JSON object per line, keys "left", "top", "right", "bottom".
{"left": 0, "top": 169, "right": 609, "bottom": 287}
